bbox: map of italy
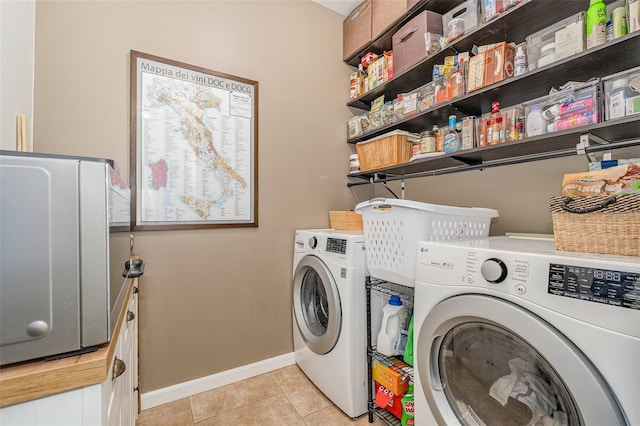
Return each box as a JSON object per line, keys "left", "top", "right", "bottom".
{"left": 140, "top": 74, "right": 251, "bottom": 222}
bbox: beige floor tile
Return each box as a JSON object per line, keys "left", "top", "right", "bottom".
{"left": 303, "top": 405, "right": 383, "bottom": 426}
{"left": 269, "top": 365, "right": 333, "bottom": 417}
{"left": 194, "top": 393, "right": 306, "bottom": 426}
{"left": 136, "top": 397, "right": 194, "bottom": 426}
{"left": 189, "top": 373, "right": 282, "bottom": 422}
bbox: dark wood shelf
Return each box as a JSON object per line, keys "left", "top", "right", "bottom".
{"left": 344, "top": 0, "right": 465, "bottom": 67}
{"left": 345, "top": 0, "right": 640, "bottom": 185}
{"left": 348, "top": 117, "right": 640, "bottom": 183}
{"left": 347, "top": 0, "right": 596, "bottom": 109}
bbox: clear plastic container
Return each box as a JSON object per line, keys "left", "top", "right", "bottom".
{"left": 603, "top": 66, "right": 640, "bottom": 120}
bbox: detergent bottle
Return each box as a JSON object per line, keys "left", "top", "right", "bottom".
{"left": 401, "top": 382, "right": 415, "bottom": 426}
{"left": 377, "top": 295, "right": 407, "bottom": 356}
{"left": 403, "top": 315, "right": 415, "bottom": 366}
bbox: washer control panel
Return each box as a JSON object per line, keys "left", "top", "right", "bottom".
{"left": 548, "top": 263, "right": 640, "bottom": 310}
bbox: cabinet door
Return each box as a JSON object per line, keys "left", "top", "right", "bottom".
{"left": 106, "top": 281, "right": 138, "bottom": 426}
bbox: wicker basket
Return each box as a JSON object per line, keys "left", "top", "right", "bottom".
{"left": 550, "top": 194, "right": 640, "bottom": 256}
{"left": 356, "top": 130, "right": 419, "bottom": 171}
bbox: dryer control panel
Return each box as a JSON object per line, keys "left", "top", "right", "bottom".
{"left": 326, "top": 238, "right": 347, "bottom": 255}
{"left": 548, "top": 264, "right": 640, "bottom": 310}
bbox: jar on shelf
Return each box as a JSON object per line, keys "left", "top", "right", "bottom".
{"left": 537, "top": 42, "right": 556, "bottom": 68}
{"left": 349, "top": 154, "right": 360, "bottom": 173}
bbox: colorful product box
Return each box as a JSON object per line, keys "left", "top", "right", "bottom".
{"left": 484, "top": 42, "right": 516, "bottom": 87}
{"left": 372, "top": 358, "right": 412, "bottom": 396}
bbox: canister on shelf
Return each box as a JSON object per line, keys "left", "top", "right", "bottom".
{"left": 419, "top": 130, "right": 436, "bottom": 153}
{"left": 447, "top": 17, "right": 465, "bottom": 41}
{"left": 612, "top": 7, "right": 628, "bottom": 39}
{"left": 537, "top": 42, "right": 556, "bottom": 68}
{"left": 349, "top": 154, "right": 360, "bottom": 173}
{"left": 461, "top": 116, "right": 475, "bottom": 150}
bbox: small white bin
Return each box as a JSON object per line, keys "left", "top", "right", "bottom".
{"left": 355, "top": 198, "right": 499, "bottom": 286}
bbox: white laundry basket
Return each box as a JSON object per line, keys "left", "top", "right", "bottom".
{"left": 355, "top": 198, "right": 499, "bottom": 287}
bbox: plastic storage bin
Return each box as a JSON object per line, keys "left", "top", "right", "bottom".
{"left": 442, "top": 0, "right": 480, "bottom": 42}
{"left": 522, "top": 79, "right": 602, "bottom": 137}
{"left": 355, "top": 198, "right": 499, "bottom": 286}
{"left": 526, "top": 12, "right": 585, "bottom": 71}
{"left": 603, "top": 66, "right": 640, "bottom": 120}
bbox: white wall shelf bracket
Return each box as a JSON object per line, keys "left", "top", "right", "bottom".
{"left": 577, "top": 133, "right": 610, "bottom": 164}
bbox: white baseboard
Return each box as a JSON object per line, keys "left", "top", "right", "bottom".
{"left": 140, "top": 352, "right": 295, "bottom": 410}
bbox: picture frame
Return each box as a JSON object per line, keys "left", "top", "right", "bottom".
{"left": 130, "top": 50, "right": 258, "bottom": 231}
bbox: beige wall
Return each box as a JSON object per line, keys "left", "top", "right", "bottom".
{"left": 31, "top": 0, "right": 636, "bottom": 397}
{"left": 33, "top": 0, "right": 367, "bottom": 392}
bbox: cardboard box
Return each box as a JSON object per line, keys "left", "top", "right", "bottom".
{"left": 392, "top": 10, "right": 443, "bottom": 76}
{"left": 343, "top": 0, "right": 372, "bottom": 61}
{"left": 372, "top": 0, "right": 407, "bottom": 40}
{"left": 484, "top": 42, "right": 516, "bottom": 87}
{"left": 329, "top": 211, "right": 364, "bottom": 230}
{"left": 374, "top": 382, "right": 403, "bottom": 419}
{"left": 467, "top": 52, "right": 486, "bottom": 93}
{"left": 372, "top": 359, "right": 412, "bottom": 396}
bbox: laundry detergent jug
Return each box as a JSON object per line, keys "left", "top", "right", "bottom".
{"left": 376, "top": 295, "right": 407, "bottom": 356}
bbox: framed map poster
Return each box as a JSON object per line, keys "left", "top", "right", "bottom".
{"left": 130, "top": 51, "right": 258, "bottom": 230}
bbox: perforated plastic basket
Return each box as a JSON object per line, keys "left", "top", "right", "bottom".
{"left": 355, "top": 198, "right": 499, "bottom": 286}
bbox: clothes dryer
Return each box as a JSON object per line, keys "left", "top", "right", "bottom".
{"left": 292, "top": 229, "right": 368, "bottom": 418}
{"left": 413, "top": 236, "right": 639, "bottom": 426}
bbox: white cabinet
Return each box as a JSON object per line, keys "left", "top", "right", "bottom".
{"left": 0, "top": 280, "right": 139, "bottom": 426}
{"left": 104, "top": 282, "right": 139, "bottom": 426}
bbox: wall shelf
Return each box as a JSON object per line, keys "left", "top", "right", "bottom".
{"left": 344, "top": 0, "right": 640, "bottom": 186}
{"left": 348, "top": 118, "right": 640, "bottom": 185}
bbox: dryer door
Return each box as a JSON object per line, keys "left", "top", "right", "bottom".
{"left": 293, "top": 255, "right": 341, "bottom": 355}
{"left": 416, "top": 294, "right": 626, "bottom": 426}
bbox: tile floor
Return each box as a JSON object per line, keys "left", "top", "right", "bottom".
{"left": 136, "top": 364, "right": 384, "bottom": 425}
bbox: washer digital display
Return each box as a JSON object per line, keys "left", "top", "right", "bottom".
{"left": 548, "top": 263, "right": 640, "bottom": 310}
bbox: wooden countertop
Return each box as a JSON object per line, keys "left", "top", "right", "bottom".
{"left": 0, "top": 280, "right": 134, "bottom": 408}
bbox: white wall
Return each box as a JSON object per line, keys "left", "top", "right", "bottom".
{"left": 1, "top": 0, "right": 35, "bottom": 151}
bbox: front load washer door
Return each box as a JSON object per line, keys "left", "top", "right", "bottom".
{"left": 293, "top": 255, "right": 341, "bottom": 355}
{"left": 416, "top": 294, "right": 626, "bottom": 426}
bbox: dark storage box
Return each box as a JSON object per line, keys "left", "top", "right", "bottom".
{"left": 343, "top": 0, "right": 372, "bottom": 61}
{"left": 392, "top": 10, "right": 443, "bottom": 76}
{"left": 372, "top": 0, "right": 408, "bottom": 39}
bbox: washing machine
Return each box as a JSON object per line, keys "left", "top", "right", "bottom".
{"left": 292, "top": 229, "right": 368, "bottom": 418}
{"left": 413, "top": 236, "right": 640, "bottom": 426}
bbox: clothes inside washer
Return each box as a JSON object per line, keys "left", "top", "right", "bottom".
{"left": 489, "top": 357, "right": 569, "bottom": 426}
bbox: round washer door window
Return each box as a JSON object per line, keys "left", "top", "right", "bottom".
{"left": 293, "top": 255, "right": 341, "bottom": 355}
{"left": 439, "top": 321, "right": 579, "bottom": 426}
{"left": 416, "top": 294, "right": 626, "bottom": 426}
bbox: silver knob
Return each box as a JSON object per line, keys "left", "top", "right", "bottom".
{"left": 127, "top": 310, "right": 135, "bottom": 322}
{"left": 481, "top": 258, "right": 508, "bottom": 283}
{"left": 309, "top": 236, "right": 318, "bottom": 249}
{"left": 26, "top": 320, "right": 49, "bottom": 338}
